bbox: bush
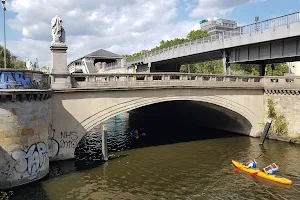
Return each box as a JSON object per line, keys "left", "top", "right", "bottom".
{"left": 267, "top": 99, "right": 276, "bottom": 119}
{"left": 273, "top": 114, "right": 289, "bottom": 136}
{"left": 267, "top": 99, "right": 288, "bottom": 136}
{"left": 0, "top": 191, "right": 9, "bottom": 200}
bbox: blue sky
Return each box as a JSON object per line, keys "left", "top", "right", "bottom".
{"left": 174, "top": 0, "right": 299, "bottom": 24}
{"left": 1, "top": 0, "right": 299, "bottom": 43}
{"left": 0, "top": 0, "right": 299, "bottom": 66}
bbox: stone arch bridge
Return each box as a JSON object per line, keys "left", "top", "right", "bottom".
{"left": 51, "top": 73, "right": 267, "bottom": 160}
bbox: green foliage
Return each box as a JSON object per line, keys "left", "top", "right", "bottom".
{"left": 186, "top": 30, "right": 209, "bottom": 41}
{"left": 126, "top": 29, "right": 209, "bottom": 60}
{"left": 180, "top": 60, "right": 223, "bottom": 74}
{"left": 267, "top": 99, "right": 276, "bottom": 119}
{"left": 266, "top": 63, "right": 289, "bottom": 76}
{"left": 0, "top": 45, "right": 12, "bottom": 68}
{"left": 11, "top": 60, "right": 26, "bottom": 69}
{"left": 0, "top": 45, "right": 26, "bottom": 69}
{"left": 267, "top": 99, "right": 289, "bottom": 136}
{"left": 273, "top": 114, "right": 289, "bottom": 136}
{"left": 0, "top": 191, "right": 12, "bottom": 200}
{"left": 231, "top": 63, "right": 260, "bottom": 76}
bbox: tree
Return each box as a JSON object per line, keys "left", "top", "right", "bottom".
{"left": 266, "top": 63, "right": 288, "bottom": 76}
{"left": 186, "top": 30, "right": 209, "bottom": 41}
{"left": 180, "top": 60, "right": 223, "bottom": 74}
{"left": 0, "top": 45, "right": 26, "bottom": 69}
{"left": 12, "top": 60, "right": 26, "bottom": 69}
{"left": 0, "top": 45, "right": 12, "bottom": 68}
{"left": 127, "top": 29, "right": 210, "bottom": 60}
{"left": 231, "top": 63, "right": 260, "bottom": 75}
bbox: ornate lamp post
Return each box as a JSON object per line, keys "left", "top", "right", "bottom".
{"left": 1, "top": 0, "right": 7, "bottom": 69}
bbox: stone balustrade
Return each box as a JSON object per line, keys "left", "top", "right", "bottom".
{"left": 48, "top": 73, "right": 300, "bottom": 92}
{"left": 67, "top": 73, "right": 264, "bottom": 89}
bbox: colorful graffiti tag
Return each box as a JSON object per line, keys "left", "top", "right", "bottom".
{"left": 0, "top": 71, "right": 44, "bottom": 89}
{"left": 0, "top": 72, "right": 32, "bottom": 89}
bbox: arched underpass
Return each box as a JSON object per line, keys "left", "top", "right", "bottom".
{"left": 75, "top": 100, "right": 252, "bottom": 161}
{"left": 127, "top": 100, "right": 252, "bottom": 148}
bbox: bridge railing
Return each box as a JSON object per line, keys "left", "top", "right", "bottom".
{"left": 49, "top": 73, "right": 300, "bottom": 90}
{"left": 263, "top": 75, "right": 300, "bottom": 90}
{"left": 69, "top": 73, "right": 264, "bottom": 89}
{"left": 126, "top": 11, "right": 300, "bottom": 65}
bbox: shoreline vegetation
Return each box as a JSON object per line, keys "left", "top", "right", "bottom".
{"left": 265, "top": 99, "right": 300, "bottom": 144}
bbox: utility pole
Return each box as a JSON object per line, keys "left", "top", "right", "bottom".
{"left": 2, "top": 0, "right": 7, "bottom": 69}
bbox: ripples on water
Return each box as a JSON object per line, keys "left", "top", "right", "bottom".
{"left": 9, "top": 112, "right": 300, "bottom": 200}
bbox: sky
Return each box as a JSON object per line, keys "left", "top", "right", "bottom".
{"left": 0, "top": 0, "right": 299, "bottom": 67}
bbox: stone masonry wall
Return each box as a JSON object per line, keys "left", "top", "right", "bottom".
{"left": 264, "top": 93, "right": 300, "bottom": 138}
{"left": 0, "top": 99, "right": 52, "bottom": 189}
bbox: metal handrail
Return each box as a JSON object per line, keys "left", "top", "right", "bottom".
{"left": 126, "top": 12, "right": 300, "bottom": 63}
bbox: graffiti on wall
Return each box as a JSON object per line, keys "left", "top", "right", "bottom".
{"left": 0, "top": 71, "right": 44, "bottom": 89}
{"left": 60, "top": 131, "right": 79, "bottom": 148}
{"left": 32, "top": 73, "right": 43, "bottom": 86}
{"left": 51, "top": 129, "right": 79, "bottom": 150}
{"left": 11, "top": 142, "right": 49, "bottom": 176}
{"left": 48, "top": 129, "right": 60, "bottom": 158}
{"left": 0, "top": 72, "right": 32, "bottom": 89}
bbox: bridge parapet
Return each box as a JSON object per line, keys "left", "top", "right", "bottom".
{"left": 52, "top": 73, "right": 264, "bottom": 90}
{"left": 50, "top": 73, "right": 300, "bottom": 91}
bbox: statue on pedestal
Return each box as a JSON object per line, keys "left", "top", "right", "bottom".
{"left": 51, "top": 15, "right": 66, "bottom": 44}
{"left": 26, "top": 59, "right": 33, "bottom": 70}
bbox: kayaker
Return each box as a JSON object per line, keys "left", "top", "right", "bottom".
{"left": 263, "top": 163, "right": 279, "bottom": 175}
{"left": 244, "top": 159, "right": 257, "bottom": 168}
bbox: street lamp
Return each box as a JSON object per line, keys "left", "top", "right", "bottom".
{"left": 2, "top": 0, "right": 7, "bottom": 69}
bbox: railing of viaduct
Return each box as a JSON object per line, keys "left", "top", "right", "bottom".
{"left": 125, "top": 12, "right": 300, "bottom": 65}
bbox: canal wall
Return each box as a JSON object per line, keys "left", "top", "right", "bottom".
{"left": 0, "top": 70, "right": 52, "bottom": 190}
{"left": 264, "top": 90, "right": 300, "bottom": 140}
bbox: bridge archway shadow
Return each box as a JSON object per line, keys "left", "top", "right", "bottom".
{"left": 74, "top": 100, "right": 252, "bottom": 162}
{"left": 127, "top": 100, "right": 251, "bottom": 148}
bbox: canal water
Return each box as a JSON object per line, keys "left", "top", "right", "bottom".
{"left": 9, "top": 112, "right": 300, "bottom": 200}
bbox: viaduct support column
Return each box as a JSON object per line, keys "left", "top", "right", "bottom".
{"left": 259, "top": 64, "right": 266, "bottom": 76}
{"left": 222, "top": 49, "right": 230, "bottom": 75}
{"left": 147, "top": 62, "right": 151, "bottom": 73}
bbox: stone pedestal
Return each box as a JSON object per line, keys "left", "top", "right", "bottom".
{"left": 50, "top": 43, "right": 72, "bottom": 89}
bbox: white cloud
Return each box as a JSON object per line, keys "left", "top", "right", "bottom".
{"left": 5, "top": 0, "right": 202, "bottom": 67}
{"left": 190, "top": 0, "right": 262, "bottom": 18}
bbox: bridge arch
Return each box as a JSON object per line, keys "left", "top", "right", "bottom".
{"left": 78, "top": 96, "right": 259, "bottom": 135}
{"left": 52, "top": 88, "right": 263, "bottom": 160}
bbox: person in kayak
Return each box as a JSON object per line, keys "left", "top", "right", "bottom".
{"left": 244, "top": 159, "right": 257, "bottom": 168}
{"left": 263, "top": 163, "right": 279, "bottom": 175}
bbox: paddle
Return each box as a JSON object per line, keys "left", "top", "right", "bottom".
{"left": 244, "top": 154, "right": 263, "bottom": 164}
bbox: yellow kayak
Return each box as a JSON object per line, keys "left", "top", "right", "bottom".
{"left": 232, "top": 160, "right": 292, "bottom": 185}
